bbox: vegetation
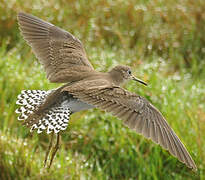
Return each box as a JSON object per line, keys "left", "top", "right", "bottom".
{"left": 0, "top": 0, "right": 205, "bottom": 179}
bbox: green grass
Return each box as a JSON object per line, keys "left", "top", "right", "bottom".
{"left": 0, "top": 43, "right": 205, "bottom": 179}
{"left": 1, "top": 0, "right": 205, "bottom": 179}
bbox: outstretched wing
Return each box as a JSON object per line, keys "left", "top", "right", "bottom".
{"left": 17, "top": 12, "right": 94, "bottom": 83}
{"left": 63, "top": 82, "right": 197, "bottom": 170}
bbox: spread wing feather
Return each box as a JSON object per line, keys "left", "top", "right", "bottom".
{"left": 63, "top": 83, "right": 197, "bottom": 170}
{"left": 17, "top": 12, "right": 93, "bottom": 83}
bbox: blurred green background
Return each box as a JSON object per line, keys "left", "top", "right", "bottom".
{"left": 0, "top": 0, "right": 205, "bottom": 179}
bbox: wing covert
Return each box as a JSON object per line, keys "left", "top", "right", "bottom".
{"left": 63, "top": 85, "right": 197, "bottom": 170}
{"left": 17, "top": 12, "right": 94, "bottom": 83}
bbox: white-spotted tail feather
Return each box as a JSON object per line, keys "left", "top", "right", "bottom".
{"left": 16, "top": 90, "right": 51, "bottom": 120}
{"left": 30, "top": 107, "right": 70, "bottom": 134}
{"left": 16, "top": 90, "right": 71, "bottom": 134}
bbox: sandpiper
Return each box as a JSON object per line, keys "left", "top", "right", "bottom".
{"left": 16, "top": 12, "right": 197, "bottom": 170}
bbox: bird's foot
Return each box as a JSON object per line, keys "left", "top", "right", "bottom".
{"left": 44, "top": 131, "right": 54, "bottom": 167}
{"left": 47, "top": 133, "right": 61, "bottom": 169}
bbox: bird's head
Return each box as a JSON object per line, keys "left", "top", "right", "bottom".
{"left": 109, "top": 65, "right": 147, "bottom": 86}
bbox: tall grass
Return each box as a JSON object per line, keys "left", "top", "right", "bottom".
{"left": 0, "top": 0, "right": 205, "bottom": 179}
{"left": 1, "top": 43, "right": 204, "bottom": 179}
{"left": 1, "top": 0, "right": 205, "bottom": 71}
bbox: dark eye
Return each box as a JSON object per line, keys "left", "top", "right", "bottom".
{"left": 128, "top": 70, "right": 132, "bottom": 75}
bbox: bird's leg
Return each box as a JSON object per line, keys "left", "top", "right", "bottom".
{"left": 44, "top": 131, "right": 54, "bottom": 167}
{"left": 48, "top": 133, "right": 61, "bottom": 169}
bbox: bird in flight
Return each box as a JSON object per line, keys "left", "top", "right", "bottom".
{"left": 16, "top": 12, "right": 196, "bottom": 170}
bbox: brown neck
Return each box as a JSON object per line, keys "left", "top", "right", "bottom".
{"left": 108, "top": 69, "right": 125, "bottom": 86}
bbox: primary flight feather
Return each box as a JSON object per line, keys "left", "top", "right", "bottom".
{"left": 16, "top": 12, "right": 197, "bottom": 170}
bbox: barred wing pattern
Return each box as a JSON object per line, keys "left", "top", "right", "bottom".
{"left": 17, "top": 12, "right": 94, "bottom": 83}
{"left": 15, "top": 90, "right": 71, "bottom": 134}
{"left": 63, "top": 81, "right": 197, "bottom": 170}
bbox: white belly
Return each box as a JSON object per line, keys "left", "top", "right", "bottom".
{"left": 61, "top": 98, "right": 95, "bottom": 113}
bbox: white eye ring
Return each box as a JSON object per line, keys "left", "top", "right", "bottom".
{"left": 127, "top": 70, "right": 132, "bottom": 75}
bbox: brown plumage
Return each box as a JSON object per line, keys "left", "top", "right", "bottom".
{"left": 16, "top": 12, "right": 197, "bottom": 171}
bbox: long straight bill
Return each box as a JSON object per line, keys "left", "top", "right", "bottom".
{"left": 131, "top": 76, "right": 147, "bottom": 86}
